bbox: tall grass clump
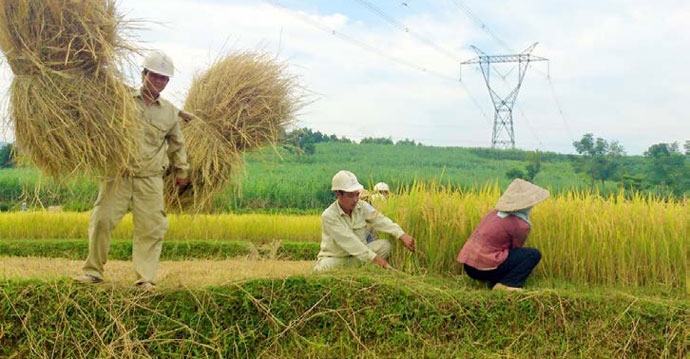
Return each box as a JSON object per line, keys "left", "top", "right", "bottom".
{"left": 165, "top": 51, "right": 303, "bottom": 212}
{"left": 0, "top": 0, "right": 140, "bottom": 178}
{"left": 386, "top": 182, "right": 687, "bottom": 289}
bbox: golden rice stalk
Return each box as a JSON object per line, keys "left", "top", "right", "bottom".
{"left": 0, "top": 0, "right": 140, "bottom": 178}
{"left": 183, "top": 52, "right": 302, "bottom": 152}
{"left": 166, "top": 52, "right": 303, "bottom": 212}
{"left": 165, "top": 116, "right": 240, "bottom": 213}
{"left": 0, "top": 0, "right": 125, "bottom": 75}
{"left": 10, "top": 70, "right": 140, "bottom": 177}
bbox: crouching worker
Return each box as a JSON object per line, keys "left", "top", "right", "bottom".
{"left": 313, "top": 170, "right": 416, "bottom": 271}
{"left": 457, "top": 179, "right": 549, "bottom": 291}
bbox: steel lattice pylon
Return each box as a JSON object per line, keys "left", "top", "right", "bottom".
{"left": 461, "top": 43, "right": 547, "bottom": 149}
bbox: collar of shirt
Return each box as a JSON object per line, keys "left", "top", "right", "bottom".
{"left": 132, "top": 88, "right": 161, "bottom": 106}
{"left": 497, "top": 209, "right": 531, "bottom": 225}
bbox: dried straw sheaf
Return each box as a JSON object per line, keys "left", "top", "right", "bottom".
{"left": 0, "top": 0, "right": 140, "bottom": 178}
{"left": 165, "top": 52, "right": 303, "bottom": 212}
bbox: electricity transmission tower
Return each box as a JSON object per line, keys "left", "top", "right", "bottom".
{"left": 461, "top": 42, "right": 547, "bottom": 149}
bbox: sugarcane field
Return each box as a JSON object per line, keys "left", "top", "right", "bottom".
{"left": 0, "top": 1, "right": 687, "bottom": 358}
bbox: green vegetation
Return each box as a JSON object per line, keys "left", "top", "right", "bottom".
{"left": 571, "top": 133, "right": 625, "bottom": 187}
{"left": 0, "top": 239, "right": 319, "bottom": 261}
{"left": 2, "top": 139, "right": 687, "bottom": 212}
{"left": 0, "top": 143, "right": 14, "bottom": 168}
{"left": 1, "top": 275, "right": 685, "bottom": 358}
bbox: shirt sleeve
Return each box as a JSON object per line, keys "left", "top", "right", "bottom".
{"left": 363, "top": 202, "right": 405, "bottom": 239}
{"left": 166, "top": 109, "right": 189, "bottom": 179}
{"left": 322, "top": 213, "right": 377, "bottom": 263}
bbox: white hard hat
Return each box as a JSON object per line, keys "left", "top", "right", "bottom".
{"left": 373, "top": 182, "right": 390, "bottom": 192}
{"left": 331, "top": 170, "right": 364, "bottom": 192}
{"left": 142, "top": 50, "right": 174, "bottom": 77}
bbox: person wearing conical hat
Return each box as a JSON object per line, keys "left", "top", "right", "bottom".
{"left": 457, "top": 179, "right": 549, "bottom": 291}
{"left": 313, "top": 170, "right": 416, "bottom": 271}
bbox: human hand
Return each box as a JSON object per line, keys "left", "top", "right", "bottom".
{"left": 175, "top": 177, "right": 189, "bottom": 190}
{"left": 178, "top": 110, "right": 197, "bottom": 123}
{"left": 372, "top": 256, "right": 393, "bottom": 270}
{"left": 399, "top": 234, "right": 415, "bottom": 252}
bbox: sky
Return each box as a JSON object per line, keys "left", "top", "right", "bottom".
{"left": 1, "top": 0, "right": 688, "bottom": 155}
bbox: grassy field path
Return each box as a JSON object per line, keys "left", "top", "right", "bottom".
{"left": 0, "top": 256, "right": 314, "bottom": 288}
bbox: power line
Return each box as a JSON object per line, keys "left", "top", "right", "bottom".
{"left": 546, "top": 76, "right": 575, "bottom": 143}
{"left": 267, "top": 1, "right": 492, "bottom": 125}
{"left": 449, "top": 0, "right": 513, "bottom": 53}
{"left": 348, "top": 0, "right": 490, "bottom": 124}
{"left": 352, "top": 0, "right": 460, "bottom": 62}
{"left": 525, "top": 63, "right": 575, "bottom": 143}
{"left": 459, "top": 80, "right": 492, "bottom": 126}
{"left": 268, "top": 1, "right": 455, "bottom": 81}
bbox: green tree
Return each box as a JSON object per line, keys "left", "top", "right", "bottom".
{"left": 395, "top": 138, "right": 418, "bottom": 146}
{"left": 360, "top": 137, "right": 394, "bottom": 145}
{"left": 571, "top": 134, "right": 625, "bottom": 187}
{"left": 683, "top": 140, "right": 690, "bottom": 155}
{"left": 283, "top": 128, "right": 316, "bottom": 156}
{"left": 505, "top": 150, "right": 542, "bottom": 181}
{"left": 283, "top": 128, "right": 354, "bottom": 156}
{"left": 0, "top": 143, "right": 15, "bottom": 168}
{"left": 505, "top": 167, "right": 526, "bottom": 180}
{"left": 525, "top": 150, "right": 542, "bottom": 181}
{"left": 644, "top": 142, "right": 688, "bottom": 196}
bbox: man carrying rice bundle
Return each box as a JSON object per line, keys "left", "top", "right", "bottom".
{"left": 313, "top": 170, "right": 416, "bottom": 272}
{"left": 74, "top": 50, "right": 189, "bottom": 289}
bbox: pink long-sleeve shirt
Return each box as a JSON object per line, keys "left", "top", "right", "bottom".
{"left": 457, "top": 209, "right": 531, "bottom": 269}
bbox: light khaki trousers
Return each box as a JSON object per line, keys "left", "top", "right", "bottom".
{"left": 313, "top": 239, "right": 391, "bottom": 272}
{"left": 82, "top": 176, "right": 168, "bottom": 284}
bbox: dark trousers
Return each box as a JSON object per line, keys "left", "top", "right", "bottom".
{"left": 463, "top": 247, "right": 542, "bottom": 288}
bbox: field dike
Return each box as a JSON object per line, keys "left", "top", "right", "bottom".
{"left": 0, "top": 239, "right": 319, "bottom": 261}
{"left": 1, "top": 274, "right": 686, "bottom": 358}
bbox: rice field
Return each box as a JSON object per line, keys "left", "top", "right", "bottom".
{"left": 1, "top": 182, "right": 686, "bottom": 358}
{"left": 1, "top": 184, "right": 686, "bottom": 291}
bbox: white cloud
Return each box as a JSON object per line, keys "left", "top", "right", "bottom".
{"left": 1, "top": 0, "right": 688, "bottom": 154}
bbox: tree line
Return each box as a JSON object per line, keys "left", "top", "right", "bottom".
{"left": 505, "top": 134, "right": 689, "bottom": 198}
{"left": 283, "top": 127, "right": 421, "bottom": 156}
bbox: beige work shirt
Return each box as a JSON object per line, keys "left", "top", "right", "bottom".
{"left": 318, "top": 200, "right": 406, "bottom": 263}
{"left": 130, "top": 90, "right": 189, "bottom": 178}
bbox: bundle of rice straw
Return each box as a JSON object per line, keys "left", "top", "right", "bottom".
{"left": 0, "top": 0, "right": 140, "bottom": 178}
{"left": 165, "top": 52, "right": 303, "bottom": 212}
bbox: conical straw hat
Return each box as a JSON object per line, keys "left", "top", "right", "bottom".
{"left": 495, "top": 179, "right": 550, "bottom": 212}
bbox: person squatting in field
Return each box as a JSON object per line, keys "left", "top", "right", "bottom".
{"left": 361, "top": 181, "right": 391, "bottom": 243}
{"left": 74, "top": 50, "right": 190, "bottom": 289}
{"left": 457, "top": 178, "right": 549, "bottom": 291}
{"left": 313, "top": 171, "right": 416, "bottom": 271}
